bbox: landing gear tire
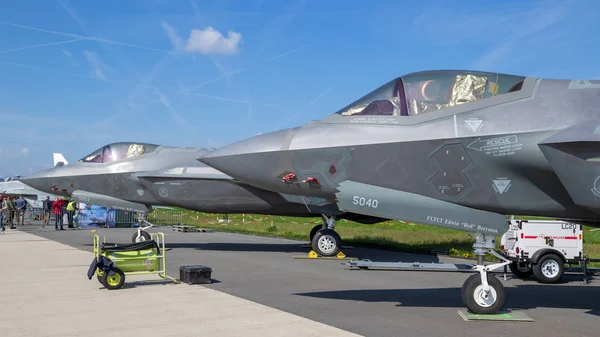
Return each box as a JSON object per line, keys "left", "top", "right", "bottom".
{"left": 461, "top": 273, "right": 505, "bottom": 314}
{"left": 533, "top": 253, "right": 564, "bottom": 284}
{"left": 509, "top": 261, "right": 533, "bottom": 279}
{"left": 311, "top": 229, "right": 341, "bottom": 257}
{"left": 132, "top": 230, "right": 151, "bottom": 243}
{"left": 309, "top": 224, "right": 322, "bottom": 242}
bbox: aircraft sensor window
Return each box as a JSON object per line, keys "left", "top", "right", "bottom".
{"left": 401, "top": 71, "right": 526, "bottom": 116}
{"left": 335, "top": 79, "right": 407, "bottom": 116}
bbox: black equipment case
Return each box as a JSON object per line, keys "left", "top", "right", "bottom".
{"left": 179, "top": 265, "right": 212, "bottom": 284}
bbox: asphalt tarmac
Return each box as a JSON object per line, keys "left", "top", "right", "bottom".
{"left": 22, "top": 226, "right": 600, "bottom": 337}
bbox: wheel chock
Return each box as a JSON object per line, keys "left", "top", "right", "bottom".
{"left": 292, "top": 250, "right": 355, "bottom": 260}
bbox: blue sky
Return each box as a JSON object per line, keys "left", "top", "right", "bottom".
{"left": 0, "top": 0, "right": 599, "bottom": 176}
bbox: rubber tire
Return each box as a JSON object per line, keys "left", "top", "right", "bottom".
{"left": 311, "top": 229, "right": 342, "bottom": 257}
{"left": 509, "top": 261, "right": 533, "bottom": 279}
{"left": 100, "top": 268, "right": 125, "bottom": 290}
{"left": 461, "top": 273, "right": 505, "bottom": 315}
{"left": 97, "top": 270, "right": 106, "bottom": 286}
{"left": 532, "top": 253, "right": 564, "bottom": 284}
{"left": 132, "top": 230, "right": 151, "bottom": 243}
{"left": 309, "top": 224, "right": 323, "bottom": 242}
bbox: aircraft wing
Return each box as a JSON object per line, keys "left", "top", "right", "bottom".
{"left": 70, "top": 190, "right": 152, "bottom": 213}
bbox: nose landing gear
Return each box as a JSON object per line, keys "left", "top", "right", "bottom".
{"left": 462, "top": 233, "right": 512, "bottom": 314}
{"left": 308, "top": 215, "right": 343, "bottom": 257}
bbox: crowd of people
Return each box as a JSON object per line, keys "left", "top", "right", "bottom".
{"left": 0, "top": 195, "right": 78, "bottom": 231}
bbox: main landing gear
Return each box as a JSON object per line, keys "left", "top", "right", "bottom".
{"left": 308, "top": 215, "right": 342, "bottom": 257}
{"left": 462, "top": 233, "right": 512, "bottom": 314}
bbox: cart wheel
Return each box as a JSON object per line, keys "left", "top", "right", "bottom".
{"left": 132, "top": 230, "right": 151, "bottom": 243}
{"left": 461, "top": 273, "right": 505, "bottom": 314}
{"left": 509, "top": 261, "right": 533, "bottom": 279}
{"left": 97, "top": 270, "right": 106, "bottom": 285}
{"left": 533, "top": 253, "right": 564, "bottom": 284}
{"left": 100, "top": 268, "right": 125, "bottom": 290}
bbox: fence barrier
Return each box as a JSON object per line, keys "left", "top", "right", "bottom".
{"left": 1, "top": 206, "right": 184, "bottom": 230}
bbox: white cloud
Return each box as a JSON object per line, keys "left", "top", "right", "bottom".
{"left": 160, "top": 21, "right": 242, "bottom": 55}
{"left": 184, "top": 27, "right": 242, "bottom": 55}
{"left": 21, "top": 148, "right": 29, "bottom": 156}
{"left": 62, "top": 49, "right": 71, "bottom": 57}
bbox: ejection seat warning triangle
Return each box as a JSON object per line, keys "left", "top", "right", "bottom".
{"left": 458, "top": 310, "right": 534, "bottom": 322}
{"left": 465, "top": 119, "right": 483, "bottom": 133}
{"left": 493, "top": 179, "right": 511, "bottom": 194}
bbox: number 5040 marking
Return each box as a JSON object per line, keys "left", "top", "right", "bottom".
{"left": 352, "top": 196, "right": 379, "bottom": 208}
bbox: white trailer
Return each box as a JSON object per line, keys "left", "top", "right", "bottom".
{"left": 500, "top": 219, "right": 598, "bottom": 283}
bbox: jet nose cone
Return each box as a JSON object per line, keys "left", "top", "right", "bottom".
{"left": 199, "top": 128, "right": 293, "bottom": 189}
{"left": 21, "top": 168, "right": 59, "bottom": 193}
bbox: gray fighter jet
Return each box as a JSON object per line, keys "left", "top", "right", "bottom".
{"left": 198, "top": 69, "right": 600, "bottom": 314}
{"left": 22, "top": 142, "right": 385, "bottom": 243}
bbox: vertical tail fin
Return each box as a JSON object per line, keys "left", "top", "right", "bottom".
{"left": 53, "top": 153, "right": 68, "bottom": 167}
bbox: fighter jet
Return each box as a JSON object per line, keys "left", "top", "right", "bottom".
{"left": 197, "top": 69, "right": 600, "bottom": 314}
{"left": 0, "top": 155, "right": 68, "bottom": 207}
{"left": 22, "top": 142, "right": 385, "bottom": 243}
{"left": 0, "top": 179, "right": 55, "bottom": 208}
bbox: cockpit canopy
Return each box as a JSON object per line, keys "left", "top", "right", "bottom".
{"left": 335, "top": 70, "right": 526, "bottom": 116}
{"left": 78, "top": 142, "right": 160, "bottom": 164}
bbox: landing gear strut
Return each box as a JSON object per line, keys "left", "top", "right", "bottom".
{"left": 132, "top": 212, "right": 154, "bottom": 243}
{"left": 461, "top": 233, "right": 512, "bottom": 314}
{"left": 309, "top": 215, "right": 342, "bottom": 257}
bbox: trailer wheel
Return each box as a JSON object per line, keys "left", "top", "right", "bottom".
{"left": 461, "top": 273, "right": 505, "bottom": 314}
{"left": 533, "top": 253, "right": 564, "bottom": 284}
{"left": 509, "top": 262, "right": 533, "bottom": 279}
{"left": 132, "top": 230, "right": 151, "bottom": 243}
{"left": 100, "top": 268, "right": 125, "bottom": 290}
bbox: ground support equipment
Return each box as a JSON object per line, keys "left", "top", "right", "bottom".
{"left": 500, "top": 219, "right": 600, "bottom": 284}
{"left": 345, "top": 233, "right": 511, "bottom": 315}
{"left": 90, "top": 232, "right": 179, "bottom": 289}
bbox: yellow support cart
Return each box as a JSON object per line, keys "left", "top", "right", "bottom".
{"left": 91, "top": 232, "right": 180, "bottom": 289}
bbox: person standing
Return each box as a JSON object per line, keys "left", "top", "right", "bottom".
{"left": 0, "top": 196, "right": 7, "bottom": 232}
{"left": 66, "top": 199, "right": 77, "bottom": 229}
{"left": 14, "top": 195, "right": 26, "bottom": 228}
{"left": 52, "top": 198, "right": 64, "bottom": 230}
{"left": 6, "top": 196, "right": 14, "bottom": 228}
{"left": 42, "top": 196, "right": 52, "bottom": 229}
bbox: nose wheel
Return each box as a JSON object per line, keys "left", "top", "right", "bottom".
{"left": 311, "top": 228, "right": 342, "bottom": 257}
{"left": 461, "top": 233, "right": 511, "bottom": 314}
{"left": 461, "top": 272, "right": 505, "bottom": 314}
